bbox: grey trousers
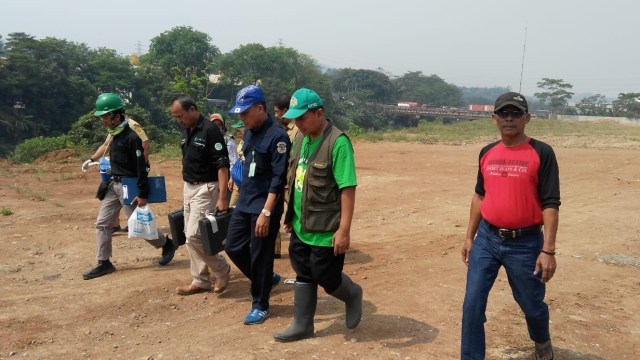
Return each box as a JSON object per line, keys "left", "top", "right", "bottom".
{"left": 183, "top": 181, "right": 229, "bottom": 289}
{"left": 95, "top": 181, "right": 165, "bottom": 261}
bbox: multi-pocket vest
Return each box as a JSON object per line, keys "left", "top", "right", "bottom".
{"left": 285, "top": 121, "right": 345, "bottom": 233}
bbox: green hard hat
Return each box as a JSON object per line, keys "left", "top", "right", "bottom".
{"left": 94, "top": 93, "right": 125, "bottom": 116}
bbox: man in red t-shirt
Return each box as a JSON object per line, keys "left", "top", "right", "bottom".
{"left": 460, "top": 92, "right": 560, "bottom": 360}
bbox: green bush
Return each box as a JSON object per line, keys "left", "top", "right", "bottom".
{"left": 11, "top": 135, "right": 70, "bottom": 164}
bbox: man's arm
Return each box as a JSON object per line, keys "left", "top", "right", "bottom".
{"left": 216, "top": 166, "right": 229, "bottom": 212}
{"left": 461, "top": 193, "right": 483, "bottom": 265}
{"left": 333, "top": 186, "right": 356, "bottom": 255}
{"left": 534, "top": 208, "right": 559, "bottom": 283}
{"left": 82, "top": 137, "right": 109, "bottom": 172}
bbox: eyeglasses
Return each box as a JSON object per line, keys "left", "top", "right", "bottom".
{"left": 494, "top": 109, "right": 526, "bottom": 118}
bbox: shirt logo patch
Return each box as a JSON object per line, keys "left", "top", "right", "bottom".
{"left": 136, "top": 150, "right": 142, "bottom": 157}
{"left": 215, "top": 143, "right": 223, "bottom": 151}
{"left": 276, "top": 141, "right": 287, "bottom": 154}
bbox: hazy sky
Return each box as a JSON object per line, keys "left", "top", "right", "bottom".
{"left": 2, "top": 0, "right": 638, "bottom": 99}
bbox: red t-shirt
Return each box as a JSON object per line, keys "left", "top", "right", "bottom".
{"left": 475, "top": 138, "right": 560, "bottom": 229}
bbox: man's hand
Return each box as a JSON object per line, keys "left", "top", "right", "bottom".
{"left": 534, "top": 253, "right": 557, "bottom": 283}
{"left": 215, "top": 197, "right": 228, "bottom": 213}
{"left": 133, "top": 196, "right": 147, "bottom": 207}
{"left": 332, "top": 228, "right": 351, "bottom": 255}
{"left": 461, "top": 238, "right": 474, "bottom": 265}
{"left": 255, "top": 213, "right": 270, "bottom": 238}
{"left": 81, "top": 159, "right": 92, "bottom": 172}
{"left": 228, "top": 178, "right": 234, "bottom": 191}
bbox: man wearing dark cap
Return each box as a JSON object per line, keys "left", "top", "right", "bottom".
{"left": 225, "top": 85, "right": 291, "bottom": 325}
{"left": 460, "top": 92, "right": 560, "bottom": 360}
{"left": 274, "top": 88, "right": 362, "bottom": 342}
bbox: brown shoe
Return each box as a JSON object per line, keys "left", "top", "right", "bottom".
{"left": 175, "top": 284, "right": 209, "bottom": 296}
{"left": 213, "top": 265, "right": 231, "bottom": 294}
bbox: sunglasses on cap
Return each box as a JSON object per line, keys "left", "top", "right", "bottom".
{"left": 494, "top": 109, "right": 526, "bottom": 118}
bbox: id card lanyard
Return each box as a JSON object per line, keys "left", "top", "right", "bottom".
{"left": 248, "top": 149, "right": 256, "bottom": 177}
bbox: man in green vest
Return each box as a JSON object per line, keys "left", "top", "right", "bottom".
{"left": 274, "top": 88, "right": 362, "bottom": 342}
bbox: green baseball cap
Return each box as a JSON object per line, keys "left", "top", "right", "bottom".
{"left": 230, "top": 120, "right": 244, "bottom": 129}
{"left": 283, "top": 88, "right": 324, "bottom": 119}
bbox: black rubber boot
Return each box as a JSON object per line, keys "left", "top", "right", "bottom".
{"left": 157, "top": 238, "right": 177, "bottom": 266}
{"left": 329, "top": 274, "right": 363, "bottom": 329}
{"left": 83, "top": 260, "right": 116, "bottom": 280}
{"left": 274, "top": 282, "right": 317, "bottom": 342}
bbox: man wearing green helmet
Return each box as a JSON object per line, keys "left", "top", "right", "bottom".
{"left": 84, "top": 95, "right": 152, "bottom": 233}
{"left": 83, "top": 93, "right": 176, "bottom": 280}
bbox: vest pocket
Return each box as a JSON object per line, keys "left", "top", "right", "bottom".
{"left": 305, "top": 205, "right": 341, "bottom": 232}
{"left": 307, "top": 161, "right": 336, "bottom": 202}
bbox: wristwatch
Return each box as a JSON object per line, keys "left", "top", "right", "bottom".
{"left": 261, "top": 208, "right": 271, "bottom": 217}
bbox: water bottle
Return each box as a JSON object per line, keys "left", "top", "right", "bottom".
{"left": 99, "top": 156, "right": 112, "bottom": 182}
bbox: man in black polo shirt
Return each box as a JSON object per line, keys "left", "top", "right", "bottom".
{"left": 170, "top": 95, "right": 232, "bottom": 296}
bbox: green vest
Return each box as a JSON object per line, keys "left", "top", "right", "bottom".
{"left": 285, "top": 121, "right": 345, "bottom": 232}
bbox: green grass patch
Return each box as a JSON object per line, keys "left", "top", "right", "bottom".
{"left": 157, "top": 143, "right": 182, "bottom": 159}
{"left": 10, "top": 184, "right": 47, "bottom": 201}
{"left": 1, "top": 207, "right": 13, "bottom": 216}
{"left": 348, "top": 118, "right": 640, "bottom": 145}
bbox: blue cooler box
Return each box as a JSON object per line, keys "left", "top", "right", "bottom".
{"left": 122, "top": 176, "right": 167, "bottom": 205}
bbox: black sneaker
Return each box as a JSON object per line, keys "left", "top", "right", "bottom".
{"left": 157, "top": 238, "right": 177, "bottom": 266}
{"left": 120, "top": 226, "right": 128, "bottom": 232}
{"left": 83, "top": 260, "right": 116, "bottom": 280}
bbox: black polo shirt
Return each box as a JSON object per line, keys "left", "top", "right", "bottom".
{"left": 110, "top": 123, "right": 149, "bottom": 198}
{"left": 181, "top": 114, "right": 230, "bottom": 183}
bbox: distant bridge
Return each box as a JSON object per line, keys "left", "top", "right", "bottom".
{"left": 376, "top": 104, "right": 491, "bottom": 121}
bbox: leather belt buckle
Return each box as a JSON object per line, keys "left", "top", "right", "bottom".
{"left": 498, "top": 228, "right": 516, "bottom": 238}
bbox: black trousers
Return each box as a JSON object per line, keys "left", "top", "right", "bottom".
{"left": 289, "top": 231, "right": 345, "bottom": 294}
{"left": 225, "top": 210, "right": 279, "bottom": 311}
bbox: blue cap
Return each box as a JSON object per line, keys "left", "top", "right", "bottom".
{"left": 228, "top": 85, "right": 265, "bottom": 114}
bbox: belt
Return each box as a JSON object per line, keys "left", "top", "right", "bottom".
{"left": 486, "top": 222, "right": 542, "bottom": 239}
{"left": 111, "top": 176, "right": 123, "bottom": 183}
{"left": 186, "top": 180, "right": 212, "bottom": 185}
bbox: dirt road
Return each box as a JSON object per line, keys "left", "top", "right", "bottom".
{"left": 1, "top": 140, "right": 638, "bottom": 359}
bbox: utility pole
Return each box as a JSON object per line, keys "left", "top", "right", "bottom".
{"left": 519, "top": 26, "right": 527, "bottom": 93}
{"left": 136, "top": 41, "right": 142, "bottom": 56}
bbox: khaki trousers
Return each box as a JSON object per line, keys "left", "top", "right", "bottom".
{"left": 183, "top": 182, "right": 230, "bottom": 289}
{"left": 95, "top": 182, "right": 165, "bottom": 260}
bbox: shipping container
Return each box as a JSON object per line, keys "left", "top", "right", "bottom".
{"left": 468, "top": 104, "right": 495, "bottom": 112}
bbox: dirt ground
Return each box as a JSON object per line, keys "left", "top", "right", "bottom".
{"left": 1, "top": 138, "right": 639, "bottom": 360}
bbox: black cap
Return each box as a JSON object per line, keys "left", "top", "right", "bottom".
{"left": 495, "top": 92, "right": 528, "bottom": 112}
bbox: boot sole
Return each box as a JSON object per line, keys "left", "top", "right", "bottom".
{"left": 82, "top": 267, "right": 116, "bottom": 280}
{"left": 273, "top": 331, "right": 314, "bottom": 342}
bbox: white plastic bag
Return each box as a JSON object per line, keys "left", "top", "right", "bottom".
{"left": 128, "top": 205, "right": 158, "bottom": 240}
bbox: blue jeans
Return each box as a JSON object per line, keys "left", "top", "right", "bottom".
{"left": 461, "top": 219, "right": 550, "bottom": 360}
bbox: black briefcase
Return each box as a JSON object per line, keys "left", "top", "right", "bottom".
{"left": 199, "top": 209, "right": 233, "bottom": 256}
{"left": 167, "top": 209, "right": 186, "bottom": 246}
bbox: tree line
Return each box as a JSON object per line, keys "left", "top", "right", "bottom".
{"left": 1, "top": 27, "right": 639, "bottom": 159}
